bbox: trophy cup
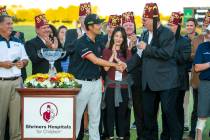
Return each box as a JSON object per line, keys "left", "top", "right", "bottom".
{"left": 38, "top": 48, "right": 66, "bottom": 76}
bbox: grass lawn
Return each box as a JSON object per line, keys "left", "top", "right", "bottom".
{"left": 13, "top": 25, "right": 210, "bottom": 140}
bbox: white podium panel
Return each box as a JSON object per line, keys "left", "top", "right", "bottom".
{"left": 23, "top": 97, "right": 74, "bottom": 139}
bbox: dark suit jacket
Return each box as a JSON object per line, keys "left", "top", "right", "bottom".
{"left": 64, "top": 29, "right": 78, "bottom": 50}
{"left": 174, "top": 36, "right": 191, "bottom": 90}
{"left": 129, "top": 36, "right": 142, "bottom": 88}
{"left": 25, "top": 36, "right": 62, "bottom": 74}
{"left": 127, "top": 25, "right": 179, "bottom": 91}
{"left": 100, "top": 34, "right": 109, "bottom": 47}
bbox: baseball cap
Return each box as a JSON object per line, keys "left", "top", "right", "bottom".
{"left": 84, "top": 14, "right": 105, "bottom": 26}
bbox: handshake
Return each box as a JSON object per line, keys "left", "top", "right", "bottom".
{"left": 114, "top": 61, "right": 127, "bottom": 73}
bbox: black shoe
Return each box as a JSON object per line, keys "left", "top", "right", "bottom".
{"left": 184, "top": 127, "right": 189, "bottom": 132}
{"left": 101, "top": 134, "right": 108, "bottom": 140}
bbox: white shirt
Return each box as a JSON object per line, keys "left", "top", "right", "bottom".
{"left": 38, "top": 36, "right": 46, "bottom": 45}
{"left": 0, "top": 36, "right": 29, "bottom": 77}
{"left": 127, "top": 38, "right": 131, "bottom": 46}
{"left": 148, "top": 31, "right": 153, "bottom": 45}
{"left": 137, "top": 31, "right": 153, "bottom": 58}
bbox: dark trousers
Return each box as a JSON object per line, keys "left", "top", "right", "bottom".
{"left": 142, "top": 87, "right": 181, "bottom": 140}
{"left": 105, "top": 88, "right": 129, "bottom": 138}
{"left": 131, "top": 85, "right": 144, "bottom": 140}
{"left": 99, "top": 108, "right": 108, "bottom": 139}
{"left": 125, "top": 108, "right": 131, "bottom": 140}
{"left": 161, "top": 90, "right": 186, "bottom": 140}
{"left": 189, "top": 88, "right": 198, "bottom": 138}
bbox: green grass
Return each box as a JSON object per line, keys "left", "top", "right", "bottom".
{"left": 13, "top": 25, "right": 210, "bottom": 140}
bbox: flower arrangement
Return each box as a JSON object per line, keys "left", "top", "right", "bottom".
{"left": 24, "top": 72, "right": 81, "bottom": 88}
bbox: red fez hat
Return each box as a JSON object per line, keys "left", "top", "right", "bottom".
{"left": 108, "top": 15, "right": 121, "bottom": 27}
{"left": 35, "top": 14, "right": 48, "bottom": 29}
{"left": 122, "top": 12, "right": 135, "bottom": 24}
{"left": 143, "top": 3, "right": 160, "bottom": 19}
{"left": 0, "top": 6, "right": 8, "bottom": 16}
{"left": 168, "top": 12, "right": 183, "bottom": 26}
{"left": 203, "top": 11, "right": 210, "bottom": 26}
{"left": 79, "top": 2, "right": 91, "bottom": 17}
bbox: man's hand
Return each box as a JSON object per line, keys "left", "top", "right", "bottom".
{"left": 44, "top": 36, "right": 58, "bottom": 50}
{"left": 128, "top": 34, "right": 138, "bottom": 50}
{"left": 115, "top": 61, "right": 127, "bottom": 72}
{"left": 15, "top": 60, "right": 25, "bottom": 69}
{"left": 0, "top": 61, "right": 14, "bottom": 69}
{"left": 115, "top": 64, "right": 124, "bottom": 72}
{"left": 51, "top": 37, "right": 58, "bottom": 50}
{"left": 119, "top": 61, "right": 127, "bottom": 71}
{"left": 138, "top": 41, "right": 147, "bottom": 50}
{"left": 129, "top": 34, "right": 137, "bottom": 43}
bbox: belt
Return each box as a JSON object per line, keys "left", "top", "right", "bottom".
{"left": 79, "top": 78, "right": 99, "bottom": 81}
{"left": 0, "top": 76, "right": 20, "bottom": 81}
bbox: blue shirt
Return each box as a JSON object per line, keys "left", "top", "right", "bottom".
{"left": 68, "top": 34, "right": 104, "bottom": 79}
{"left": 194, "top": 41, "right": 210, "bottom": 81}
{"left": 61, "top": 57, "right": 70, "bottom": 72}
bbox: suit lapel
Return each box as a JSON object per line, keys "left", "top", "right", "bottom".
{"left": 142, "top": 31, "right": 149, "bottom": 44}
{"left": 36, "top": 36, "right": 47, "bottom": 49}
{"left": 150, "top": 25, "right": 163, "bottom": 47}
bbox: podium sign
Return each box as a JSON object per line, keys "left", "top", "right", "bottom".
{"left": 17, "top": 88, "right": 80, "bottom": 140}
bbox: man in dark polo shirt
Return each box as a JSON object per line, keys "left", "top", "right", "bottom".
{"left": 69, "top": 14, "right": 124, "bottom": 140}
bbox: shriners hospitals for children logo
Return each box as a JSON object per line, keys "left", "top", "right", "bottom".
{"left": 40, "top": 102, "right": 58, "bottom": 123}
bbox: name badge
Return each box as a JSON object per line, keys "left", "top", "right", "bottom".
{"left": 115, "top": 71, "right": 122, "bottom": 81}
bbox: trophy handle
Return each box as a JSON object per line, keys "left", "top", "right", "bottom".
{"left": 37, "top": 49, "right": 44, "bottom": 58}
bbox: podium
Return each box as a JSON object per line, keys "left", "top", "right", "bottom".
{"left": 17, "top": 88, "right": 80, "bottom": 140}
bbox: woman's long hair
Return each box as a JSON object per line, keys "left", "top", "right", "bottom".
{"left": 109, "top": 26, "right": 128, "bottom": 58}
{"left": 57, "top": 25, "right": 67, "bottom": 47}
{"left": 49, "top": 24, "right": 58, "bottom": 37}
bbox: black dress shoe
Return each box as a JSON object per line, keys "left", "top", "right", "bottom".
{"left": 184, "top": 127, "right": 189, "bottom": 132}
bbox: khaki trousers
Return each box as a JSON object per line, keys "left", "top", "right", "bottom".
{"left": 0, "top": 78, "right": 21, "bottom": 140}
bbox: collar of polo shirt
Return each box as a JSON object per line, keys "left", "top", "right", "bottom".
{"left": 0, "top": 34, "right": 16, "bottom": 42}
{"left": 84, "top": 33, "right": 96, "bottom": 44}
{"left": 0, "top": 35, "right": 19, "bottom": 48}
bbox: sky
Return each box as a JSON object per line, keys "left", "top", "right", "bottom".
{"left": 1, "top": 0, "right": 210, "bottom": 16}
